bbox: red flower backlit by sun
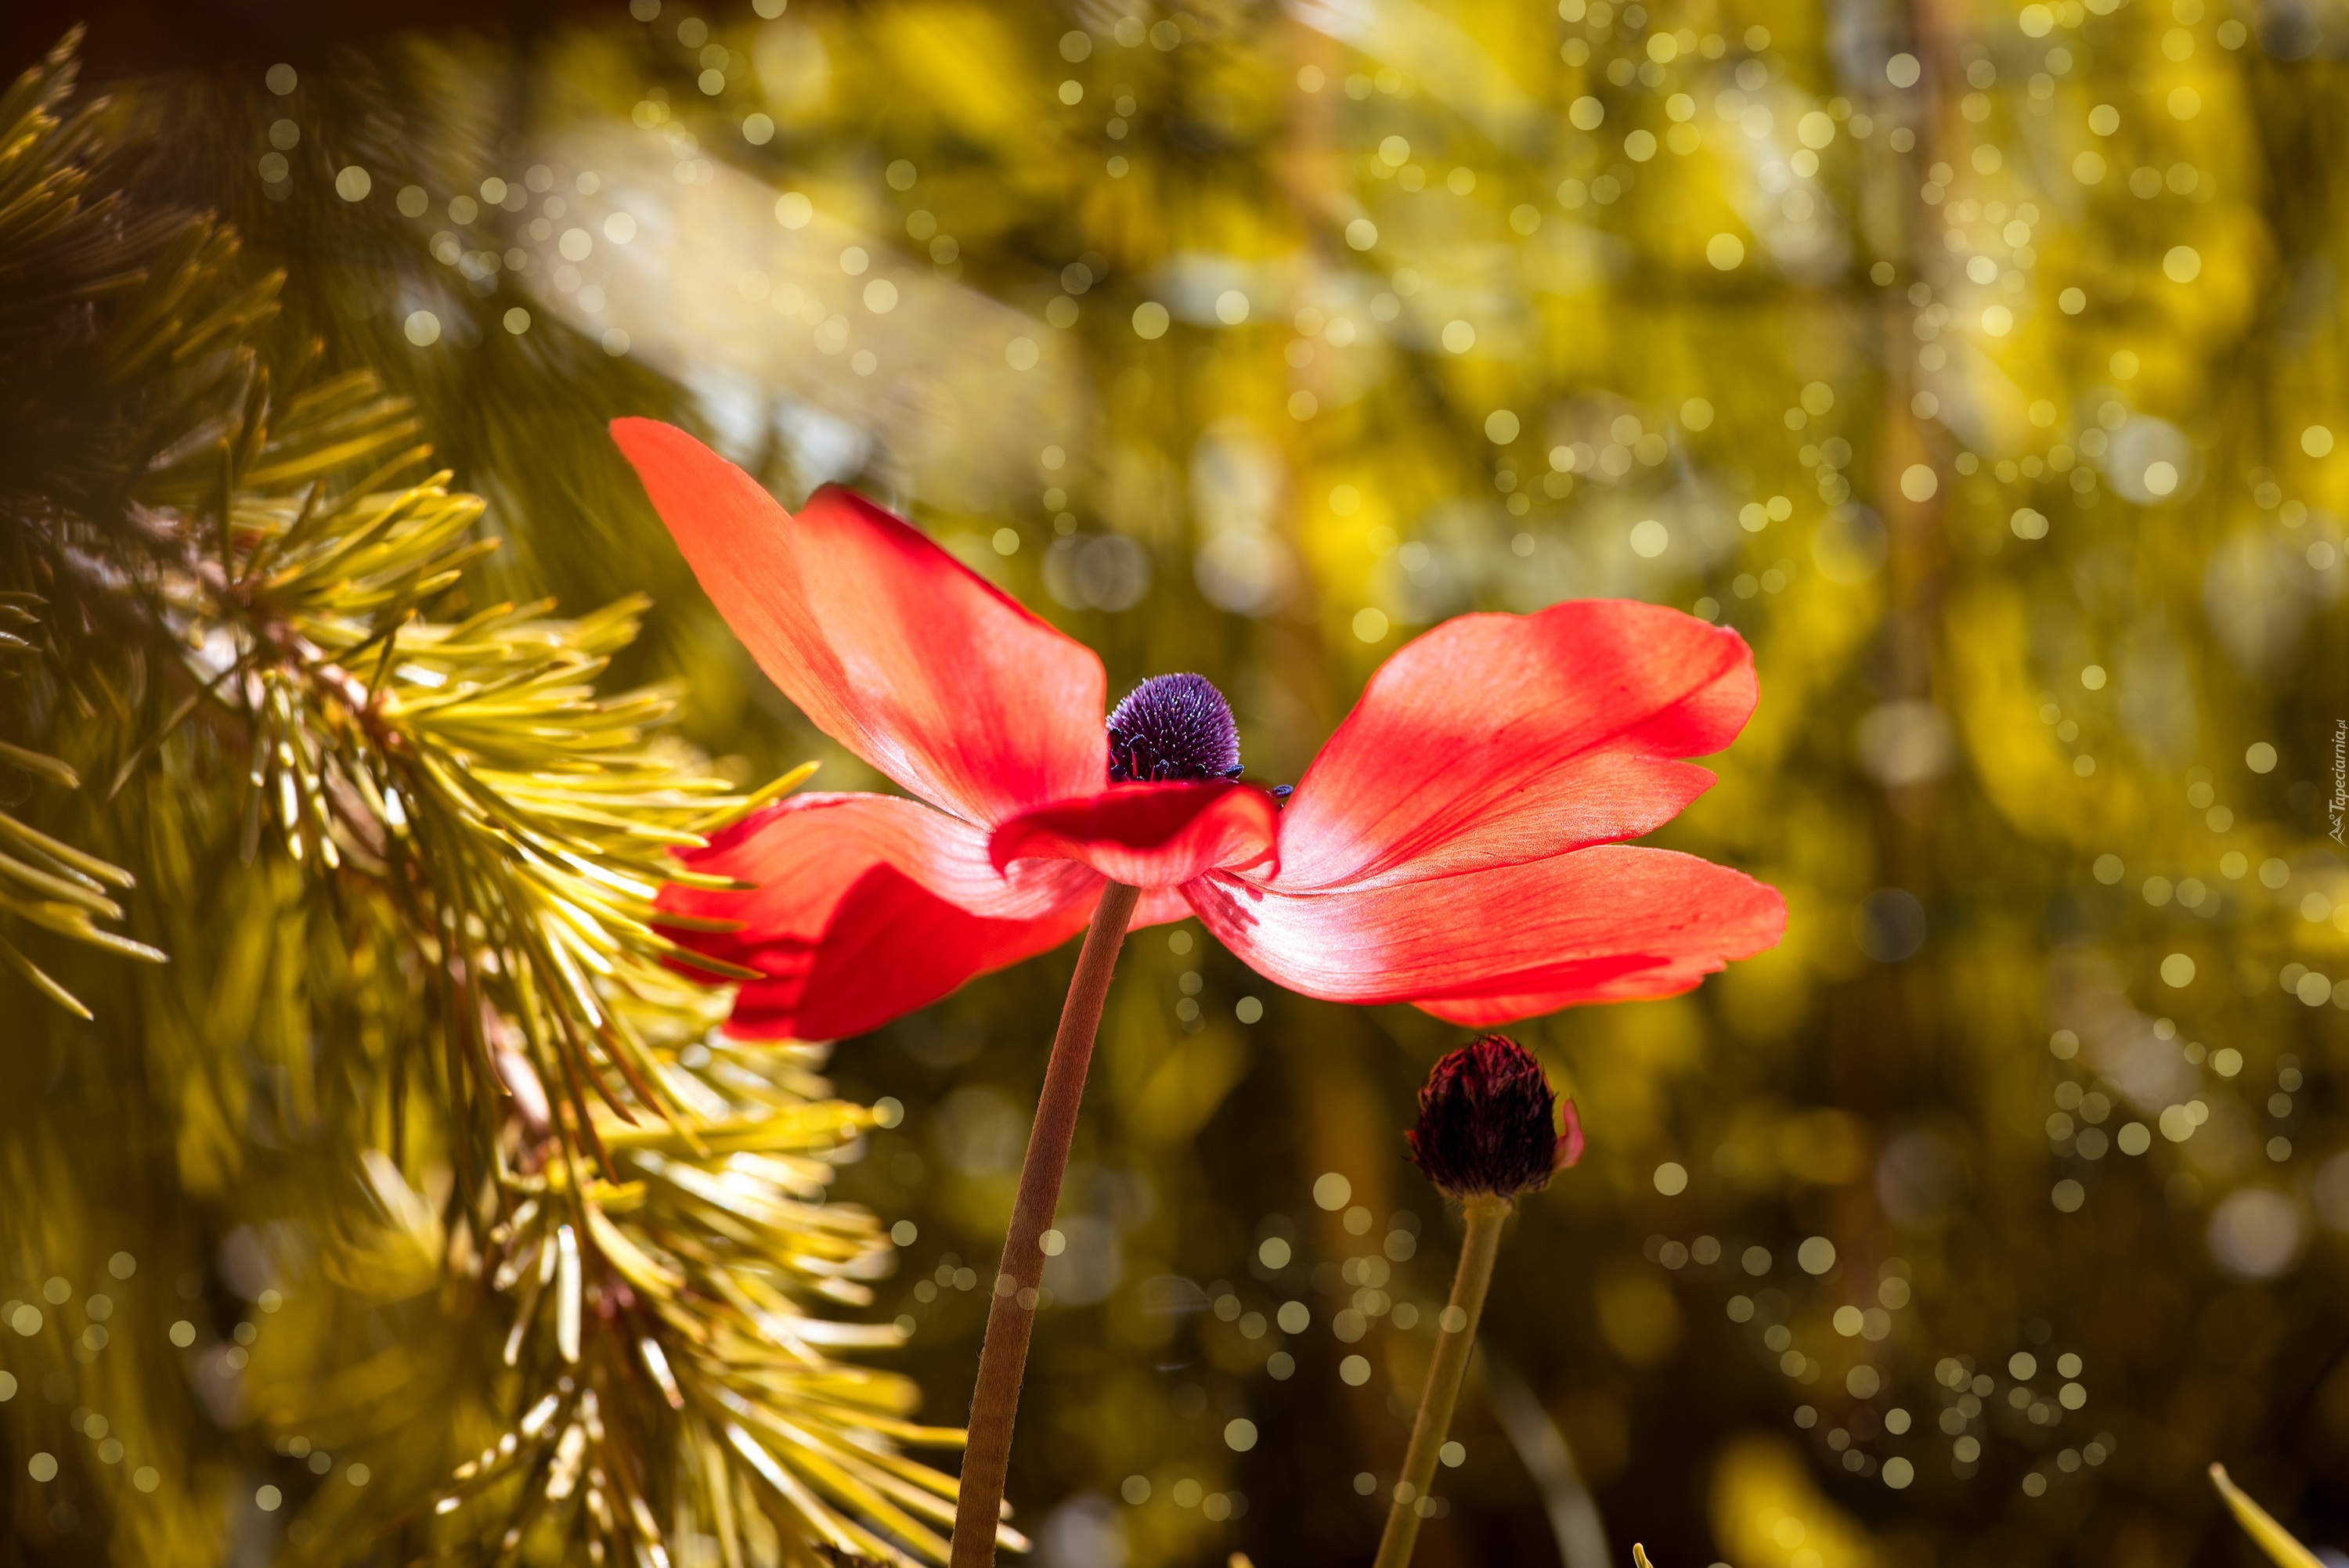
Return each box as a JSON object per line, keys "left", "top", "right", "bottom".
{"left": 614, "top": 419, "right": 1785, "bottom": 1041}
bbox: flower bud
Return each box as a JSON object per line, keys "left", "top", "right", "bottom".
{"left": 1406, "top": 1035, "right": 1583, "bottom": 1198}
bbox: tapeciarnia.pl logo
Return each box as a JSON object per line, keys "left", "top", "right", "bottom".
{"left": 2331, "top": 719, "right": 2346, "bottom": 845}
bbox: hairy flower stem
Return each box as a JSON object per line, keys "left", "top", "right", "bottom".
{"left": 1372, "top": 1193, "right": 1513, "bottom": 1568}
{"left": 950, "top": 880, "right": 1142, "bottom": 1568}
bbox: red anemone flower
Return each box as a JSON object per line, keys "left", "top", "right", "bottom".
{"left": 614, "top": 419, "right": 1784, "bottom": 1041}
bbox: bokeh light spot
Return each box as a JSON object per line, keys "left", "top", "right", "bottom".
{"left": 2208, "top": 1188, "right": 2307, "bottom": 1278}
{"left": 1855, "top": 889, "right": 1925, "bottom": 961}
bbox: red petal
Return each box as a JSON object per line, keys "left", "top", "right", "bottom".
{"left": 1130, "top": 885, "right": 1196, "bottom": 930}
{"left": 612, "top": 420, "right": 1105, "bottom": 824}
{"left": 988, "top": 782, "right": 1279, "bottom": 889}
{"left": 1187, "top": 844, "right": 1784, "bottom": 1023}
{"left": 657, "top": 793, "right": 1099, "bottom": 1039}
{"left": 1277, "top": 600, "right": 1756, "bottom": 889}
{"left": 1554, "top": 1100, "right": 1586, "bottom": 1170}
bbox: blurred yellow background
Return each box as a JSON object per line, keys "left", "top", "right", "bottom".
{"left": 9, "top": 0, "right": 2349, "bottom": 1561}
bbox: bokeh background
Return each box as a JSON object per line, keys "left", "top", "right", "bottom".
{"left": 8, "top": 0, "right": 2349, "bottom": 1563}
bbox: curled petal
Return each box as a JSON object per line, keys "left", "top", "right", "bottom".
{"left": 1277, "top": 600, "right": 1756, "bottom": 890}
{"left": 1189, "top": 844, "right": 1785, "bottom": 1024}
{"left": 1556, "top": 1098, "right": 1586, "bottom": 1170}
{"left": 612, "top": 419, "right": 1105, "bottom": 824}
{"left": 989, "top": 782, "right": 1279, "bottom": 889}
{"left": 657, "top": 793, "right": 1099, "bottom": 1039}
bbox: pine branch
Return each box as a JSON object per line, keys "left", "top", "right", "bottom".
{"left": 1, "top": 35, "right": 953, "bottom": 1567}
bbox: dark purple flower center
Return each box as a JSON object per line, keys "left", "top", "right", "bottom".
{"left": 1107, "top": 673, "right": 1243, "bottom": 784}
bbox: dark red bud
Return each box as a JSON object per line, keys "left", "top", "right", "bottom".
{"left": 1406, "top": 1035, "right": 1583, "bottom": 1199}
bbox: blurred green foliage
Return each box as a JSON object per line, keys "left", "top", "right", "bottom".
{"left": 5, "top": 0, "right": 2349, "bottom": 1563}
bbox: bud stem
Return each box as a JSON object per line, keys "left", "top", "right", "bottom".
{"left": 1372, "top": 1192, "right": 1512, "bottom": 1568}
{"left": 949, "top": 880, "right": 1141, "bottom": 1568}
